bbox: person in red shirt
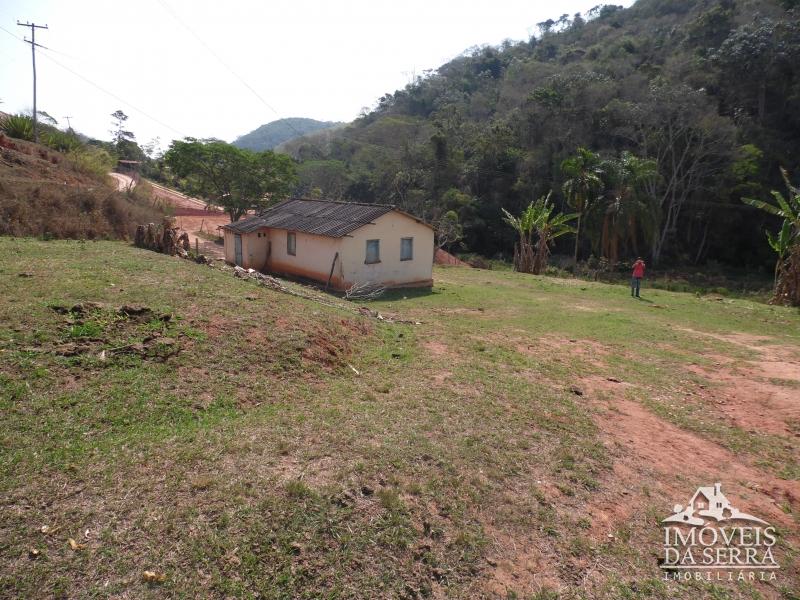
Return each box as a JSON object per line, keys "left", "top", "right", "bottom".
{"left": 631, "top": 257, "right": 645, "bottom": 298}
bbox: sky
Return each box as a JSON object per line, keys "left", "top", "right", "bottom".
{"left": 1, "top": 0, "right": 635, "bottom": 151}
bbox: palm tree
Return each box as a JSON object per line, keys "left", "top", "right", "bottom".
{"left": 561, "top": 148, "right": 603, "bottom": 265}
{"left": 743, "top": 168, "right": 800, "bottom": 305}
{"left": 598, "top": 152, "right": 659, "bottom": 264}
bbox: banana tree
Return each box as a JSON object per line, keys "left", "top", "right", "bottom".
{"left": 530, "top": 193, "right": 578, "bottom": 274}
{"left": 503, "top": 192, "right": 577, "bottom": 274}
{"left": 502, "top": 202, "right": 537, "bottom": 273}
{"left": 743, "top": 168, "right": 800, "bottom": 305}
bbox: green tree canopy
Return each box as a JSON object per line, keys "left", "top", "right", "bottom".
{"left": 164, "top": 139, "right": 297, "bottom": 222}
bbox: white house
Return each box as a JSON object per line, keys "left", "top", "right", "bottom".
{"left": 222, "top": 199, "right": 434, "bottom": 290}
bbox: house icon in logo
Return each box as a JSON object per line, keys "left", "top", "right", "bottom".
{"left": 662, "top": 483, "right": 768, "bottom": 526}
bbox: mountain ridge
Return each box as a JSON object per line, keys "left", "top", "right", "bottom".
{"left": 232, "top": 117, "right": 343, "bottom": 151}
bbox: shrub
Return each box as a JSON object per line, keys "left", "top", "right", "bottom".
{"left": 66, "top": 146, "right": 115, "bottom": 179}
{"left": 467, "top": 256, "right": 492, "bottom": 269}
{"left": 43, "top": 130, "right": 82, "bottom": 153}
{"left": 0, "top": 114, "right": 34, "bottom": 141}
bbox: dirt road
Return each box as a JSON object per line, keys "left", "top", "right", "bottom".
{"left": 110, "top": 172, "right": 228, "bottom": 259}
{"left": 173, "top": 214, "right": 228, "bottom": 258}
{"left": 146, "top": 181, "right": 228, "bottom": 258}
{"left": 109, "top": 172, "right": 134, "bottom": 192}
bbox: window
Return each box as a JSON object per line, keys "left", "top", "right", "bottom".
{"left": 365, "top": 239, "right": 380, "bottom": 264}
{"left": 287, "top": 232, "right": 296, "bottom": 256}
{"left": 400, "top": 237, "right": 413, "bottom": 261}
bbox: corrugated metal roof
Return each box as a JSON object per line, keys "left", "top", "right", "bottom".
{"left": 223, "top": 199, "right": 414, "bottom": 237}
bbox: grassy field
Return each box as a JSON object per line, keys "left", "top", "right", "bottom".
{"left": 1, "top": 239, "right": 798, "bottom": 599}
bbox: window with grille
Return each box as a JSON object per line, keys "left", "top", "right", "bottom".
{"left": 365, "top": 239, "right": 380, "bottom": 264}
{"left": 400, "top": 237, "right": 413, "bottom": 261}
{"left": 287, "top": 232, "right": 296, "bottom": 256}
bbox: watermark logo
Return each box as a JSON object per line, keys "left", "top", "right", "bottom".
{"left": 661, "top": 483, "right": 778, "bottom": 583}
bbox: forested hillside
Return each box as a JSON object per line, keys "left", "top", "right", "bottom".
{"left": 287, "top": 0, "right": 800, "bottom": 269}
{"left": 232, "top": 117, "right": 342, "bottom": 151}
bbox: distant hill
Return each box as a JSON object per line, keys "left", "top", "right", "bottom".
{"left": 232, "top": 118, "right": 342, "bottom": 151}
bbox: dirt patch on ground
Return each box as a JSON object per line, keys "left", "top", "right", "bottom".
{"left": 481, "top": 525, "right": 562, "bottom": 598}
{"left": 270, "top": 453, "right": 338, "bottom": 488}
{"left": 423, "top": 340, "right": 451, "bottom": 357}
{"left": 514, "top": 335, "right": 612, "bottom": 369}
{"left": 688, "top": 362, "right": 800, "bottom": 436}
{"left": 302, "top": 319, "right": 372, "bottom": 370}
{"left": 680, "top": 331, "right": 800, "bottom": 436}
{"left": 580, "top": 372, "right": 800, "bottom": 537}
{"left": 420, "top": 340, "right": 458, "bottom": 385}
{"left": 430, "top": 307, "right": 486, "bottom": 316}
{"left": 571, "top": 303, "right": 621, "bottom": 313}
{"left": 187, "top": 312, "right": 372, "bottom": 381}
{"left": 202, "top": 313, "right": 230, "bottom": 337}
{"left": 475, "top": 328, "right": 800, "bottom": 597}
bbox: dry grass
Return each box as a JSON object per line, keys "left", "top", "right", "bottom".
{"left": 0, "top": 137, "right": 161, "bottom": 240}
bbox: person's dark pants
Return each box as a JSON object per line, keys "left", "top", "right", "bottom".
{"left": 631, "top": 277, "right": 641, "bottom": 297}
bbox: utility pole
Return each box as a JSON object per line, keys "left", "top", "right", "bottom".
{"left": 16, "top": 20, "right": 48, "bottom": 142}
{"left": 63, "top": 115, "right": 73, "bottom": 132}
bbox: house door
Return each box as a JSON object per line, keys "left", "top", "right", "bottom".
{"left": 234, "top": 234, "right": 243, "bottom": 266}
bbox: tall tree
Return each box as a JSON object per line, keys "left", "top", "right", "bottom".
{"left": 109, "top": 109, "right": 144, "bottom": 161}
{"left": 164, "top": 139, "right": 297, "bottom": 222}
{"left": 610, "top": 85, "right": 735, "bottom": 264}
{"left": 110, "top": 110, "right": 134, "bottom": 145}
{"left": 561, "top": 147, "right": 603, "bottom": 264}
{"left": 599, "top": 153, "right": 659, "bottom": 264}
{"left": 713, "top": 17, "right": 800, "bottom": 124}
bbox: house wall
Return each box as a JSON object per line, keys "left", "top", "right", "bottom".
{"left": 339, "top": 212, "right": 434, "bottom": 288}
{"left": 266, "top": 228, "right": 344, "bottom": 288}
{"left": 223, "top": 229, "right": 235, "bottom": 264}
{"left": 246, "top": 230, "right": 270, "bottom": 270}
{"left": 223, "top": 229, "right": 269, "bottom": 271}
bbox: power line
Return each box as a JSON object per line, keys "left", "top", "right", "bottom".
{"left": 154, "top": 0, "right": 308, "bottom": 141}
{"left": 16, "top": 20, "right": 48, "bottom": 142}
{"left": 0, "top": 24, "right": 187, "bottom": 139}
{"left": 36, "top": 49, "right": 188, "bottom": 138}
{"left": 7, "top": 11, "right": 552, "bottom": 174}
{"left": 0, "top": 23, "right": 23, "bottom": 41}
{"left": 5, "top": 11, "right": 394, "bottom": 152}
